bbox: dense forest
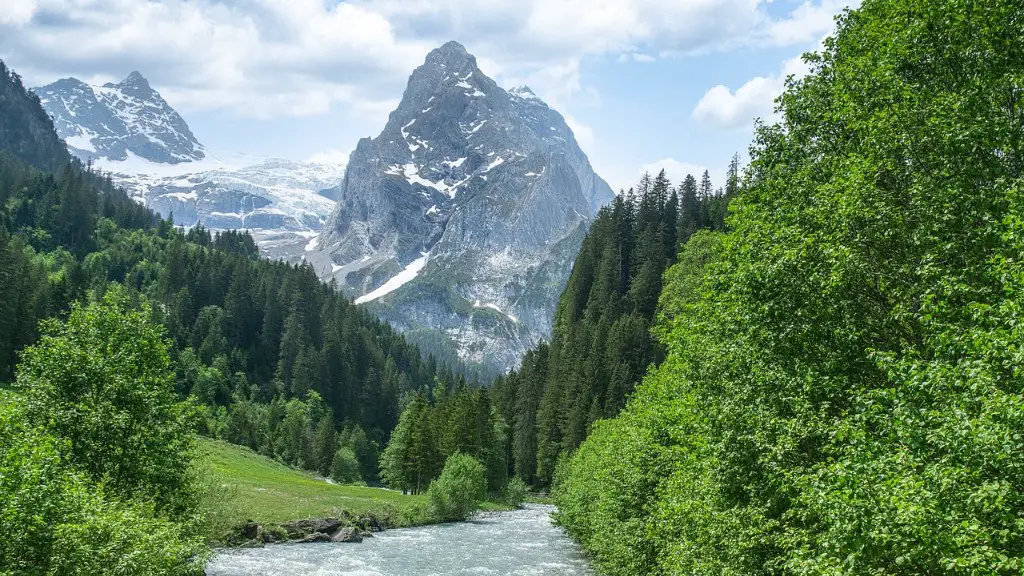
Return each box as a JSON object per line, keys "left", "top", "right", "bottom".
{"left": 496, "top": 164, "right": 735, "bottom": 487}
{"left": 380, "top": 164, "right": 737, "bottom": 491}
{"left": 553, "top": 0, "right": 1024, "bottom": 574}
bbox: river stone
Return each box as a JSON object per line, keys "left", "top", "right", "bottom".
{"left": 296, "top": 532, "right": 333, "bottom": 543}
{"left": 281, "top": 518, "right": 343, "bottom": 538}
{"left": 241, "top": 521, "right": 259, "bottom": 540}
{"left": 330, "top": 527, "right": 363, "bottom": 543}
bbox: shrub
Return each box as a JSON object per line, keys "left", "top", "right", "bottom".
{"left": 330, "top": 446, "right": 362, "bottom": 484}
{"left": 0, "top": 398, "right": 206, "bottom": 576}
{"left": 504, "top": 477, "right": 528, "bottom": 508}
{"left": 426, "top": 452, "right": 487, "bottom": 522}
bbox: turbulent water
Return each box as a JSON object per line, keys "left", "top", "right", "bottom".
{"left": 205, "top": 505, "right": 592, "bottom": 576}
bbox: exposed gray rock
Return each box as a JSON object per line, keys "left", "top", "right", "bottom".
{"left": 296, "top": 532, "right": 333, "bottom": 543}
{"left": 330, "top": 527, "right": 363, "bottom": 543}
{"left": 308, "top": 41, "right": 614, "bottom": 373}
{"left": 33, "top": 72, "right": 204, "bottom": 164}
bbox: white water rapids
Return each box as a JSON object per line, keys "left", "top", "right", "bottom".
{"left": 205, "top": 504, "right": 593, "bottom": 575}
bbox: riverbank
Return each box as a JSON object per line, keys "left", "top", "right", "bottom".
{"left": 198, "top": 439, "right": 512, "bottom": 543}
{"left": 206, "top": 504, "right": 592, "bottom": 575}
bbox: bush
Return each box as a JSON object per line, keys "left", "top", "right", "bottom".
{"left": 330, "top": 446, "right": 362, "bottom": 484}
{"left": 0, "top": 398, "right": 206, "bottom": 575}
{"left": 18, "top": 290, "right": 198, "bottom": 517}
{"left": 426, "top": 452, "right": 487, "bottom": 522}
{"left": 504, "top": 477, "right": 528, "bottom": 508}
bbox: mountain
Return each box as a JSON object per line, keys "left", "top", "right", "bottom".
{"left": 32, "top": 71, "right": 345, "bottom": 257}
{"left": 34, "top": 71, "right": 204, "bottom": 164}
{"left": 0, "top": 60, "right": 71, "bottom": 172}
{"left": 308, "top": 41, "right": 615, "bottom": 373}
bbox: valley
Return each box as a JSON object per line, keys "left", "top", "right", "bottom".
{"left": 2, "top": 1, "right": 1024, "bottom": 575}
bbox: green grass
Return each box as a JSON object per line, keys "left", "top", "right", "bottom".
{"left": 196, "top": 438, "right": 511, "bottom": 540}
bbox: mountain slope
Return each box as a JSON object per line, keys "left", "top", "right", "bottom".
{"left": 308, "top": 41, "right": 615, "bottom": 373}
{"left": 0, "top": 60, "right": 71, "bottom": 172}
{"left": 34, "top": 71, "right": 204, "bottom": 164}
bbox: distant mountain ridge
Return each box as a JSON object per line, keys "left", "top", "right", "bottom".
{"left": 34, "top": 71, "right": 204, "bottom": 164}
{"left": 32, "top": 71, "right": 346, "bottom": 256}
{"left": 308, "top": 41, "right": 615, "bottom": 373}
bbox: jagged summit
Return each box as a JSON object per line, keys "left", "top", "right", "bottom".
{"left": 426, "top": 41, "right": 474, "bottom": 66}
{"left": 34, "top": 71, "right": 204, "bottom": 164}
{"left": 113, "top": 70, "right": 153, "bottom": 94}
{"left": 308, "top": 42, "right": 615, "bottom": 373}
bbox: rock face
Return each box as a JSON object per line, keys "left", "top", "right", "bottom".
{"left": 308, "top": 41, "right": 615, "bottom": 373}
{"left": 33, "top": 71, "right": 204, "bottom": 164}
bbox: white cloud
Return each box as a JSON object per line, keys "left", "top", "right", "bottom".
{"left": 639, "top": 158, "right": 727, "bottom": 189}
{"left": 692, "top": 54, "right": 811, "bottom": 130}
{"left": 307, "top": 149, "right": 352, "bottom": 167}
{"left": 0, "top": 0, "right": 37, "bottom": 25}
{"left": 563, "top": 114, "right": 596, "bottom": 151}
{"left": 0, "top": 0, "right": 852, "bottom": 119}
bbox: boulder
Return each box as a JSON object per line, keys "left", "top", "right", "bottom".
{"left": 281, "top": 518, "right": 344, "bottom": 538}
{"left": 330, "top": 527, "right": 363, "bottom": 543}
{"left": 296, "top": 532, "right": 333, "bottom": 543}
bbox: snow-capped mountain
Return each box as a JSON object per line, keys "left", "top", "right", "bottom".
{"left": 34, "top": 71, "right": 204, "bottom": 164}
{"left": 307, "top": 41, "right": 615, "bottom": 373}
{"left": 33, "top": 71, "right": 345, "bottom": 258}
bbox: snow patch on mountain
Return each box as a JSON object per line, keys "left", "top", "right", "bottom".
{"left": 354, "top": 253, "right": 429, "bottom": 304}
{"left": 34, "top": 72, "right": 204, "bottom": 164}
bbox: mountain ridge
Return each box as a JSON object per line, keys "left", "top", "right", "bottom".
{"left": 34, "top": 71, "right": 204, "bottom": 164}
{"left": 308, "top": 41, "right": 615, "bottom": 373}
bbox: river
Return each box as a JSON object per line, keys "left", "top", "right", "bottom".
{"left": 205, "top": 504, "right": 593, "bottom": 575}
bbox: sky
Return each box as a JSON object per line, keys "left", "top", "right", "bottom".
{"left": 0, "top": 0, "right": 856, "bottom": 192}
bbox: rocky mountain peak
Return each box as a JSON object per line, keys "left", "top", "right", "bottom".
{"left": 425, "top": 41, "right": 474, "bottom": 68}
{"left": 114, "top": 70, "right": 153, "bottom": 95}
{"left": 307, "top": 41, "right": 615, "bottom": 374}
{"left": 34, "top": 71, "right": 204, "bottom": 164}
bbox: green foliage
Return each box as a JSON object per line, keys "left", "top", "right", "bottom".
{"left": 503, "top": 476, "right": 528, "bottom": 508}
{"left": 426, "top": 452, "right": 488, "bottom": 522}
{"left": 330, "top": 446, "right": 362, "bottom": 484}
{"left": 1, "top": 358, "right": 205, "bottom": 576}
{"left": 556, "top": 0, "right": 1024, "bottom": 573}
{"left": 18, "top": 289, "right": 198, "bottom": 517}
{"left": 494, "top": 167, "right": 734, "bottom": 488}
{"left": 380, "top": 384, "right": 508, "bottom": 495}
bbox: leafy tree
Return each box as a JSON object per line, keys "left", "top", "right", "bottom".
{"left": 556, "top": 0, "right": 1024, "bottom": 573}
{"left": 426, "top": 452, "right": 487, "bottom": 522}
{"left": 330, "top": 446, "right": 362, "bottom": 484}
{"left": 18, "top": 289, "right": 197, "bottom": 516}
{"left": 0, "top": 395, "right": 206, "bottom": 576}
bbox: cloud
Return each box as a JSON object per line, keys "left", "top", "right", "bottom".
{"left": 0, "top": 0, "right": 37, "bottom": 25}
{"left": 0, "top": 0, "right": 852, "bottom": 119}
{"left": 563, "top": 114, "right": 596, "bottom": 151}
{"left": 307, "top": 149, "right": 352, "bottom": 167}
{"left": 639, "top": 158, "right": 727, "bottom": 189}
{"left": 692, "top": 54, "right": 811, "bottom": 130}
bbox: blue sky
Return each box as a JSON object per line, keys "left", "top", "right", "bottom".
{"left": 0, "top": 0, "right": 854, "bottom": 192}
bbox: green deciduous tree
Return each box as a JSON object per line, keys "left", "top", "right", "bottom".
{"left": 18, "top": 289, "right": 198, "bottom": 517}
